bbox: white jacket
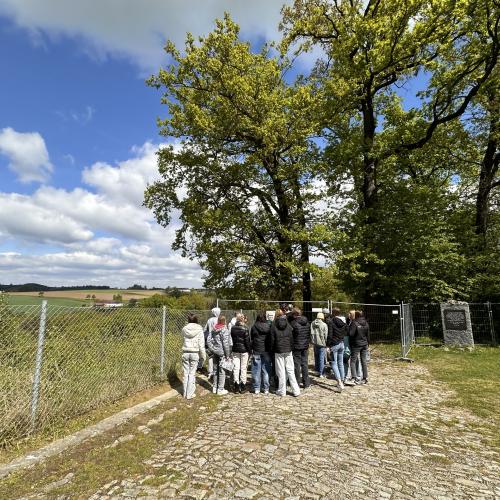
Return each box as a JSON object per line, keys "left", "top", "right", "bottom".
{"left": 182, "top": 323, "right": 206, "bottom": 361}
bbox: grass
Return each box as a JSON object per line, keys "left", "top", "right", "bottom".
{"left": 413, "top": 345, "right": 500, "bottom": 449}
{"left": 0, "top": 393, "right": 220, "bottom": 498}
{"left": 7, "top": 295, "right": 88, "bottom": 307}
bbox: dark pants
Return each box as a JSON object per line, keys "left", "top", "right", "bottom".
{"left": 350, "top": 346, "right": 368, "bottom": 380}
{"left": 293, "top": 348, "right": 310, "bottom": 388}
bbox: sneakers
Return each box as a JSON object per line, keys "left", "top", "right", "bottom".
{"left": 233, "top": 381, "right": 240, "bottom": 393}
{"left": 254, "top": 389, "right": 260, "bottom": 394}
{"left": 186, "top": 394, "right": 196, "bottom": 400}
{"left": 338, "top": 381, "right": 344, "bottom": 390}
{"left": 319, "top": 374, "right": 325, "bottom": 379}
{"left": 263, "top": 390, "right": 269, "bottom": 395}
{"left": 216, "top": 389, "right": 228, "bottom": 395}
{"left": 240, "top": 382, "right": 247, "bottom": 394}
{"left": 361, "top": 378, "right": 368, "bottom": 385}
{"left": 354, "top": 378, "right": 362, "bottom": 385}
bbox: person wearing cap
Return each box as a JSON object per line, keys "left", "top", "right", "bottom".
{"left": 310, "top": 312, "right": 328, "bottom": 378}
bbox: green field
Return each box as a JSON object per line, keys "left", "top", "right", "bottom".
{"left": 7, "top": 296, "right": 89, "bottom": 307}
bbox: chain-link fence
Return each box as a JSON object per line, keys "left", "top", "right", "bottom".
{"left": 0, "top": 302, "right": 181, "bottom": 447}
{"left": 409, "top": 303, "right": 498, "bottom": 345}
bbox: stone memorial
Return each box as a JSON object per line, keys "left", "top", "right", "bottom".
{"left": 440, "top": 302, "right": 474, "bottom": 346}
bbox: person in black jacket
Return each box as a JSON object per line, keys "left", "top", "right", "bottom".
{"left": 290, "top": 308, "right": 311, "bottom": 389}
{"left": 326, "top": 308, "right": 347, "bottom": 389}
{"left": 230, "top": 313, "right": 251, "bottom": 393}
{"left": 250, "top": 312, "right": 273, "bottom": 394}
{"left": 349, "top": 310, "right": 370, "bottom": 384}
{"left": 271, "top": 313, "right": 300, "bottom": 397}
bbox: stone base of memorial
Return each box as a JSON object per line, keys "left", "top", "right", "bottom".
{"left": 440, "top": 302, "right": 474, "bottom": 347}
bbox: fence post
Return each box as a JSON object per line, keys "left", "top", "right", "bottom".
{"left": 30, "top": 300, "right": 47, "bottom": 432}
{"left": 160, "top": 306, "right": 166, "bottom": 378}
{"left": 400, "top": 301, "right": 405, "bottom": 358}
{"left": 486, "top": 301, "right": 496, "bottom": 345}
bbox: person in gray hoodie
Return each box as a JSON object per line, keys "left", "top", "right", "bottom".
{"left": 207, "top": 315, "right": 232, "bottom": 395}
{"left": 310, "top": 312, "right": 328, "bottom": 378}
{"left": 199, "top": 306, "right": 221, "bottom": 378}
{"left": 181, "top": 314, "right": 206, "bottom": 400}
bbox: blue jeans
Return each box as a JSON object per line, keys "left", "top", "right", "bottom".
{"left": 314, "top": 345, "right": 326, "bottom": 376}
{"left": 251, "top": 352, "right": 272, "bottom": 392}
{"left": 331, "top": 342, "right": 345, "bottom": 382}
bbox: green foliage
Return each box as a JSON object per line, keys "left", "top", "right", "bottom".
{"left": 140, "top": 292, "right": 212, "bottom": 310}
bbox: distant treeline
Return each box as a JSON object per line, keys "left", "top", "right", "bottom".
{"left": 0, "top": 283, "right": 111, "bottom": 292}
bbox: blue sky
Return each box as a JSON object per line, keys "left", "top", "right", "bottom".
{"left": 0, "top": 0, "right": 287, "bottom": 287}
{"left": 0, "top": 0, "right": 429, "bottom": 288}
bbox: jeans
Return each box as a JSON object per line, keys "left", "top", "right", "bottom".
{"left": 198, "top": 354, "right": 213, "bottom": 376}
{"left": 293, "top": 348, "right": 310, "bottom": 388}
{"left": 314, "top": 345, "right": 326, "bottom": 376}
{"left": 350, "top": 346, "right": 368, "bottom": 380}
{"left": 182, "top": 352, "right": 199, "bottom": 399}
{"left": 330, "top": 342, "right": 345, "bottom": 382}
{"left": 251, "top": 352, "right": 272, "bottom": 392}
{"left": 213, "top": 355, "right": 226, "bottom": 392}
{"left": 232, "top": 352, "right": 249, "bottom": 384}
{"left": 274, "top": 352, "right": 300, "bottom": 396}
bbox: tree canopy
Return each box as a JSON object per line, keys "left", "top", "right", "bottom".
{"left": 146, "top": 1, "right": 500, "bottom": 303}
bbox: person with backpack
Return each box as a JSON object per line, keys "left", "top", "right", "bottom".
{"left": 290, "top": 308, "right": 311, "bottom": 389}
{"left": 349, "top": 310, "right": 370, "bottom": 384}
{"left": 207, "top": 315, "right": 232, "bottom": 395}
{"left": 200, "top": 306, "right": 220, "bottom": 379}
{"left": 327, "top": 308, "right": 347, "bottom": 390}
{"left": 181, "top": 314, "right": 206, "bottom": 400}
{"left": 271, "top": 313, "right": 300, "bottom": 397}
{"left": 231, "top": 313, "right": 251, "bottom": 393}
{"left": 250, "top": 311, "right": 273, "bottom": 394}
{"left": 310, "top": 312, "right": 328, "bottom": 378}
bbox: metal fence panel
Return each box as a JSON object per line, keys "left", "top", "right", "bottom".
{"left": 329, "top": 302, "right": 401, "bottom": 344}
{"left": 401, "top": 303, "right": 414, "bottom": 357}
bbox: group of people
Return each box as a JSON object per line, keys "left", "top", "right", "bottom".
{"left": 180, "top": 304, "right": 370, "bottom": 400}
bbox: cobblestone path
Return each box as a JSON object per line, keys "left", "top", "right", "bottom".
{"left": 88, "top": 358, "right": 499, "bottom": 499}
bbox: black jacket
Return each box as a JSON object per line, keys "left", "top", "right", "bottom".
{"left": 327, "top": 317, "right": 347, "bottom": 346}
{"left": 349, "top": 317, "right": 370, "bottom": 348}
{"left": 250, "top": 321, "right": 272, "bottom": 354}
{"left": 231, "top": 321, "right": 251, "bottom": 353}
{"left": 271, "top": 316, "right": 293, "bottom": 353}
{"left": 290, "top": 315, "right": 310, "bottom": 350}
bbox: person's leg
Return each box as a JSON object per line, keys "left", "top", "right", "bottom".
{"left": 350, "top": 349, "right": 360, "bottom": 381}
{"left": 331, "top": 344, "right": 342, "bottom": 382}
{"left": 218, "top": 359, "right": 226, "bottom": 391}
{"left": 213, "top": 356, "right": 220, "bottom": 393}
{"left": 337, "top": 344, "right": 345, "bottom": 383}
{"left": 240, "top": 352, "right": 249, "bottom": 386}
{"left": 317, "top": 346, "right": 325, "bottom": 377}
{"left": 207, "top": 355, "right": 213, "bottom": 378}
{"left": 292, "top": 350, "right": 301, "bottom": 386}
{"left": 182, "top": 353, "right": 190, "bottom": 398}
{"left": 313, "top": 345, "right": 320, "bottom": 373}
{"left": 301, "top": 348, "right": 310, "bottom": 388}
{"left": 261, "top": 352, "right": 271, "bottom": 393}
{"left": 274, "top": 353, "right": 286, "bottom": 396}
{"left": 233, "top": 353, "right": 241, "bottom": 385}
{"left": 343, "top": 356, "right": 350, "bottom": 381}
{"left": 187, "top": 353, "right": 199, "bottom": 398}
{"left": 252, "top": 354, "right": 262, "bottom": 393}
{"left": 285, "top": 352, "right": 301, "bottom": 396}
{"left": 360, "top": 347, "right": 369, "bottom": 381}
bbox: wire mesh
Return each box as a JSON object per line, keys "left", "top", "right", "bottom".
{"left": 330, "top": 301, "right": 401, "bottom": 344}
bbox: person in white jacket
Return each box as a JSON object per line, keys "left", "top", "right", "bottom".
{"left": 181, "top": 314, "right": 206, "bottom": 399}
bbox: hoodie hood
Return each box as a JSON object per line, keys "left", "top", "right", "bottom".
{"left": 211, "top": 307, "right": 221, "bottom": 317}
{"left": 295, "top": 315, "right": 308, "bottom": 326}
{"left": 183, "top": 322, "right": 203, "bottom": 339}
{"left": 275, "top": 316, "right": 288, "bottom": 330}
{"left": 254, "top": 320, "right": 271, "bottom": 334}
{"left": 356, "top": 317, "right": 368, "bottom": 327}
{"left": 214, "top": 323, "right": 226, "bottom": 332}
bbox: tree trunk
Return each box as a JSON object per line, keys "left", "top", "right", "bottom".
{"left": 474, "top": 112, "right": 498, "bottom": 249}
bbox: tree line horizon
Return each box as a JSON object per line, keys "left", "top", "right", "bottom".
{"left": 144, "top": 0, "right": 500, "bottom": 309}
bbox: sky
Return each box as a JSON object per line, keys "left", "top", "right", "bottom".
{"left": 0, "top": 0, "right": 291, "bottom": 288}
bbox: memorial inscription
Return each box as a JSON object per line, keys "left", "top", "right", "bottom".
{"left": 443, "top": 309, "right": 467, "bottom": 331}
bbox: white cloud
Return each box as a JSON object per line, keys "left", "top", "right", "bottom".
{"left": 0, "top": 127, "right": 53, "bottom": 183}
{"left": 0, "top": 140, "right": 203, "bottom": 287}
{"left": 0, "top": 0, "right": 289, "bottom": 71}
{"left": 55, "top": 105, "right": 95, "bottom": 125}
{"left": 0, "top": 192, "right": 93, "bottom": 243}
